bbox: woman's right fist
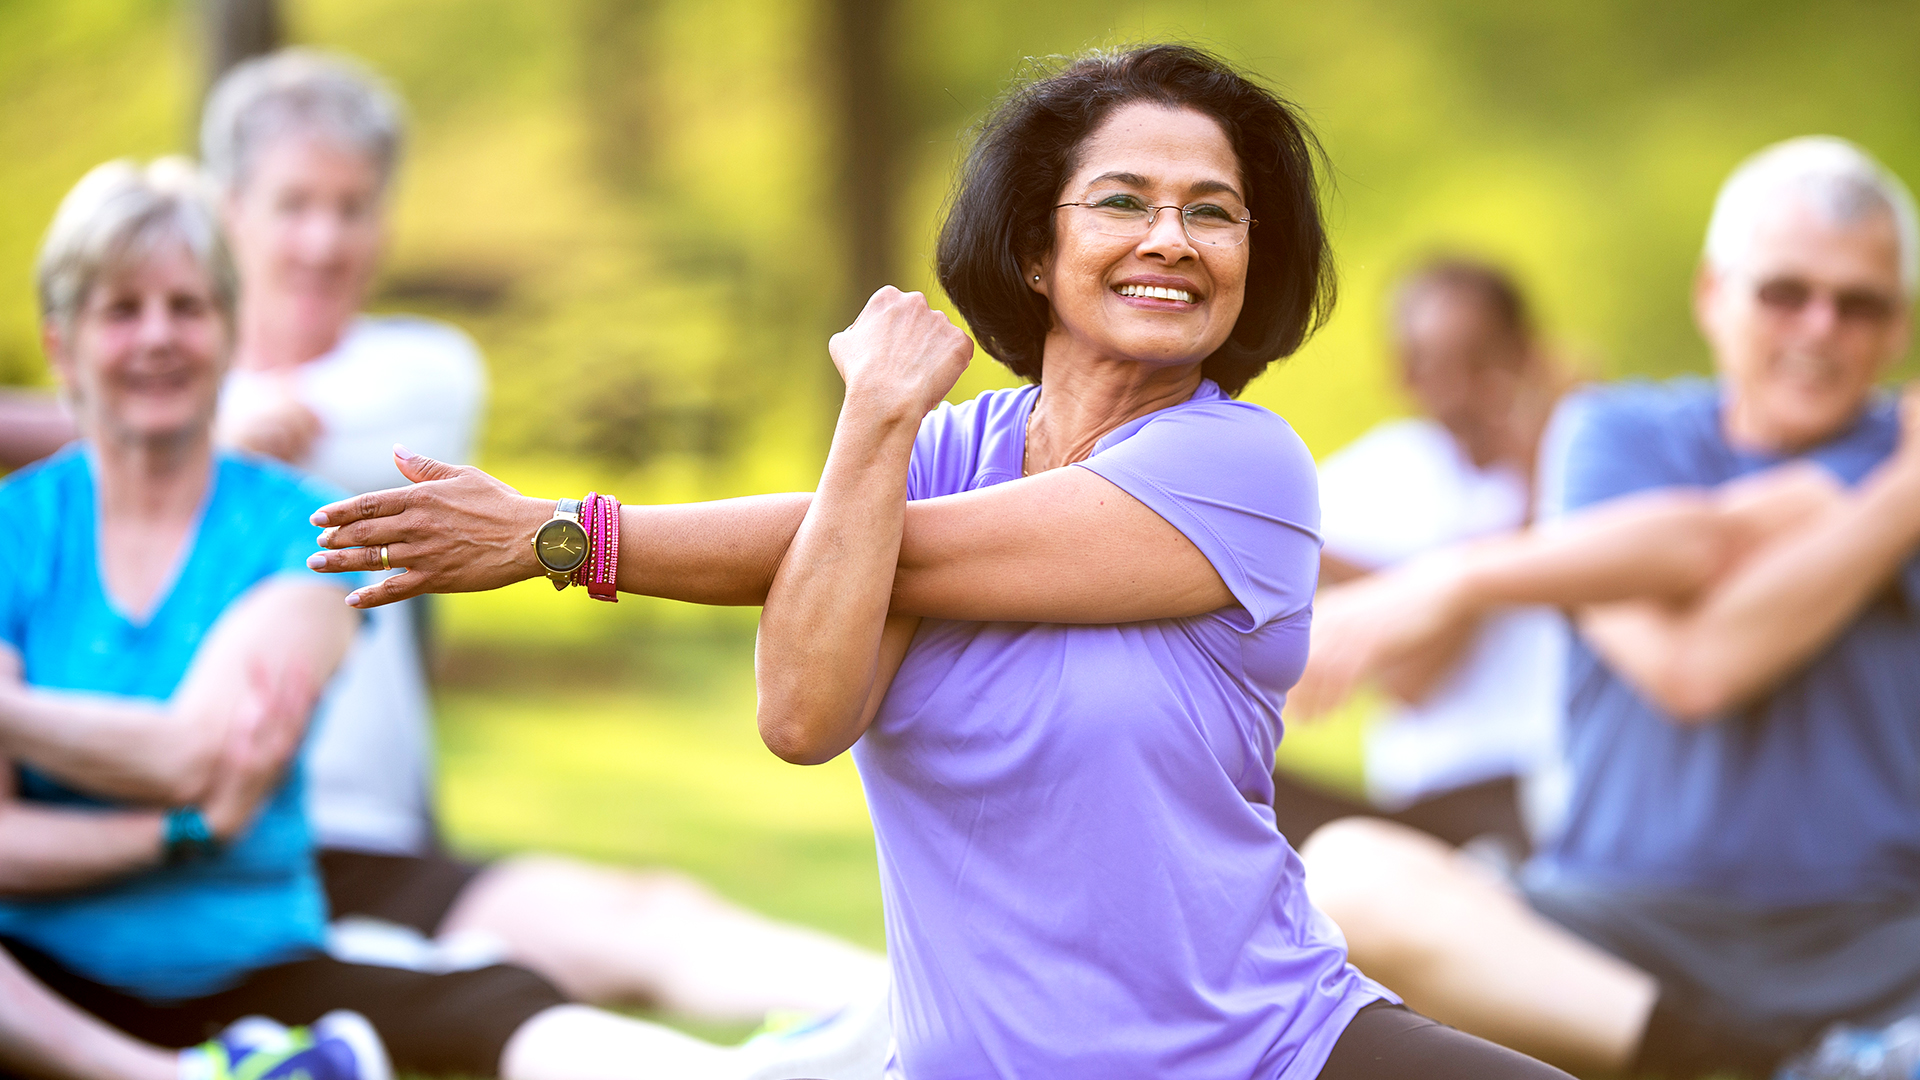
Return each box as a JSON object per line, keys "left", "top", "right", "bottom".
{"left": 829, "top": 286, "right": 975, "bottom": 421}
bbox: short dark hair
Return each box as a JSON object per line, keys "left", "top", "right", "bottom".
{"left": 1392, "top": 256, "right": 1535, "bottom": 346}
{"left": 935, "top": 44, "right": 1334, "bottom": 397}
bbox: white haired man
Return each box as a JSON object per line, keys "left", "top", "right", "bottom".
{"left": 1292, "top": 137, "right": 1920, "bottom": 1080}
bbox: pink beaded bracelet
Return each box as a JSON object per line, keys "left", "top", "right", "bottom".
{"left": 574, "top": 491, "right": 621, "bottom": 602}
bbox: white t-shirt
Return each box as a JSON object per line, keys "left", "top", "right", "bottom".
{"left": 221, "top": 316, "right": 487, "bottom": 855}
{"left": 1316, "top": 418, "right": 1564, "bottom": 812}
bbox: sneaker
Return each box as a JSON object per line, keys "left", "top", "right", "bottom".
{"left": 1776, "top": 1015, "right": 1920, "bottom": 1080}
{"left": 184, "top": 1011, "right": 391, "bottom": 1080}
{"left": 312, "top": 1011, "right": 392, "bottom": 1080}
{"left": 735, "top": 982, "right": 892, "bottom": 1080}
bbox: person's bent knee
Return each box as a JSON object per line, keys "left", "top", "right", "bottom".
{"left": 1301, "top": 816, "right": 1462, "bottom": 961}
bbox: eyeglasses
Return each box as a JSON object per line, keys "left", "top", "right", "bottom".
{"left": 1054, "top": 194, "right": 1256, "bottom": 248}
{"left": 1752, "top": 276, "right": 1901, "bottom": 326}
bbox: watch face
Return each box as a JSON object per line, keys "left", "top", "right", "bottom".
{"left": 535, "top": 518, "right": 590, "bottom": 573}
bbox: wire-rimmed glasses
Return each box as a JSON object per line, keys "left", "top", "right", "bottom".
{"left": 1054, "top": 194, "right": 1256, "bottom": 248}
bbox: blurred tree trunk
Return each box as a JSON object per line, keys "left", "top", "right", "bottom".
{"left": 823, "top": 0, "right": 901, "bottom": 431}
{"left": 576, "top": 0, "right": 660, "bottom": 194}
{"left": 203, "top": 0, "right": 282, "bottom": 89}
{"left": 826, "top": 0, "right": 901, "bottom": 321}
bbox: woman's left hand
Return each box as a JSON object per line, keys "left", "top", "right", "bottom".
{"left": 307, "top": 446, "right": 550, "bottom": 608}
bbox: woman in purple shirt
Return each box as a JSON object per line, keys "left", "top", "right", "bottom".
{"left": 312, "top": 45, "right": 1568, "bottom": 1080}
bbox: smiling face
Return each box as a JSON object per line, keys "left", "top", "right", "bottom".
{"left": 1395, "top": 284, "right": 1531, "bottom": 465}
{"left": 224, "top": 133, "right": 386, "bottom": 349}
{"left": 46, "top": 240, "right": 230, "bottom": 450}
{"left": 1699, "top": 195, "right": 1912, "bottom": 453}
{"left": 1031, "top": 102, "right": 1250, "bottom": 378}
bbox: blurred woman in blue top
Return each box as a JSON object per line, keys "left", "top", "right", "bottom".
{"left": 0, "top": 157, "right": 357, "bottom": 997}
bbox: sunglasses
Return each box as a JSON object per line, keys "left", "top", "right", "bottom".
{"left": 1753, "top": 277, "right": 1900, "bottom": 326}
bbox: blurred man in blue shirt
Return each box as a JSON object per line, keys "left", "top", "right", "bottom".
{"left": 1296, "top": 137, "right": 1920, "bottom": 1080}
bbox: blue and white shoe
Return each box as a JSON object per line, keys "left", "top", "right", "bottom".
{"left": 735, "top": 981, "right": 892, "bottom": 1080}
{"left": 1777, "top": 1016, "right": 1920, "bottom": 1080}
{"left": 183, "top": 1011, "right": 392, "bottom": 1080}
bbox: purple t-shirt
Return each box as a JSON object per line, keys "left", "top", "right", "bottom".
{"left": 856, "top": 380, "right": 1392, "bottom": 1080}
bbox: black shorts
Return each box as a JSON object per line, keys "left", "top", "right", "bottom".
{"left": 1, "top": 936, "right": 565, "bottom": 1077}
{"left": 1271, "top": 768, "right": 1530, "bottom": 857}
{"left": 319, "top": 848, "right": 485, "bottom": 937}
{"left": 1527, "top": 882, "right": 1920, "bottom": 1055}
{"left": 1317, "top": 1000, "right": 1572, "bottom": 1079}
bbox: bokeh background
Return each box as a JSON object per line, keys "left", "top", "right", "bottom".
{"left": 4, "top": 0, "right": 1919, "bottom": 1033}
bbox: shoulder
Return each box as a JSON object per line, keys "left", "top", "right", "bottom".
{"left": 1084, "top": 386, "right": 1318, "bottom": 528}
{"left": 340, "top": 316, "right": 486, "bottom": 381}
{"left": 1133, "top": 391, "right": 1317, "bottom": 485}
{"left": 1555, "top": 377, "right": 1720, "bottom": 449}
{"left": 1542, "top": 377, "right": 1721, "bottom": 512}
{"left": 0, "top": 446, "right": 88, "bottom": 525}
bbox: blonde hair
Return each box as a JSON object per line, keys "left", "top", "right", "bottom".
{"left": 35, "top": 157, "right": 236, "bottom": 331}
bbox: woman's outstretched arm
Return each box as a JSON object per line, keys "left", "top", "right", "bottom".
{"left": 308, "top": 453, "right": 813, "bottom": 608}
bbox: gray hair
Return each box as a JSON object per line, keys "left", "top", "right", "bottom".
{"left": 35, "top": 157, "right": 237, "bottom": 331}
{"left": 1704, "top": 136, "right": 1919, "bottom": 297}
{"left": 200, "top": 48, "right": 404, "bottom": 193}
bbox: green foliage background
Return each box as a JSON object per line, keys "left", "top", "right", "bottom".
{"left": 3, "top": 0, "right": 1916, "bottom": 1025}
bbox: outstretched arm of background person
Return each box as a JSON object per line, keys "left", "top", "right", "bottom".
{"left": 0, "top": 390, "right": 75, "bottom": 471}
{"left": 0, "top": 658, "right": 314, "bottom": 895}
{"left": 1579, "top": 397, "right": 1920, "bottom": 721}
{"left": 0, "top": 580, "right": 354, "bottom": 805}
{"left": 1287, "top": 460, "right": 1845, "bottom": 719}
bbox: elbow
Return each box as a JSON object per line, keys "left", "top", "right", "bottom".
{"left": 155, "top": 723, "right": 221, "bottom": 805}
{"left": 1639, "top": 661, "right": 1736, "bottom": 724}
{"left": 758, "top": 719, "right": 843, "bottom": 766}
{"left": 755, "top": 704, "right": 850, "bottom": 766}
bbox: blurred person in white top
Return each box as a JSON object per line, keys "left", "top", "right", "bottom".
{"left": 200, "top": 49, "right": 886, "bottom": 1026}
{"left": 1272, "top": 258, "right": 1572, "bottom": 859}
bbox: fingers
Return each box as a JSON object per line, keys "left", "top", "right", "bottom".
{"left": 312, "top": 485, "right": 413, "bottom": 529}
{"left": 306, "top": 542, "right": 417, "bottom": 574}
{"left": 394, "top": 445, "right": 467, "bottom": 485}
{"left": 345, "top": 570, "right": 429, "bottom": 609}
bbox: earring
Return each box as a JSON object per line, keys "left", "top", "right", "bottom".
{"left": 1033, "top": 275, "right": 1041, "bottom": 282}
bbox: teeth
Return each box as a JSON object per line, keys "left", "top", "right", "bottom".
{"left": 1117, "top": 284, "right": 1194, "bottom": 303}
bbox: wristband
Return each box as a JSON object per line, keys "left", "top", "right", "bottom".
{"left": 573, "top": 492, "right": 621, "bottom": 602}
{"left": 162, "top": 807, "right": 221, "bottom": 865}
{"left": 590, "top": 492, "right": 620, "bottom": 603}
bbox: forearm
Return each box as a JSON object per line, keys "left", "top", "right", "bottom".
{"left": 614, "top": 494, "right": 812, "bottom": 605}
{"left": 1447, "top": 490, "right": 1738, "bottom": 616}
{"left": 0, "top": 390, "right": 75, "bottom": 470}
{"left": 1620, "top": 464, "right": 1920, "bottom": 718}
{"left": 755, "top": 398, "right": 917, "bottom": 764}
{"left": 0, "top": 680, "right": 210, "bottom": 805}
{"left": 0, "top": 804, "right": 163, "bottom": 895}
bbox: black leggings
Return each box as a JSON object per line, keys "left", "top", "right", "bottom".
{"left": 1318, "top": 1001, "right": 1574, "bottom": 1080}
{"left": 3, "top": 936, "right": 566, "bottom": 1076}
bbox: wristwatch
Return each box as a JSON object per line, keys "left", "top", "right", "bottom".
{"left": 532, "top": 498, "right": 590, "bottom": 590}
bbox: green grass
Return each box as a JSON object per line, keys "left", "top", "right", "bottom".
{"left": 430, "top": 607, "right": 1373, "bottom": 960}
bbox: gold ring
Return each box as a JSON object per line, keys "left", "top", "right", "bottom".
{"left": 379, "top": 545, "right": 391, "bottom": 571}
